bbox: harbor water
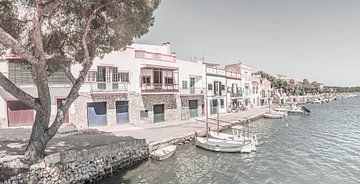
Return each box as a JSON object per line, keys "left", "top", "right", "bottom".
{"left": 97, "top": 96, "right": 360, "bottom": 184}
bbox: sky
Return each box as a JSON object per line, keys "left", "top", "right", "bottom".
{"left": 135, "top": 0, "right": 360, "bottom": 87}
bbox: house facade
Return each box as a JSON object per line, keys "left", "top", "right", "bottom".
{"left": 225, "top": 71, "right": 243, "bottom": 111}
{"left": 205, "top": 64, "right": 227, "bottom": 116}
{"left": 251, "top": 74, "right": 261, "bottom": 108}
{"left": 0, "top": 51, "right": 71, "bottom": 128}
{"left": 225, "top": 63, "right": 253, "bottom": 109}
{"left": 70, "top": 42, "right": 206, "bottom": 128}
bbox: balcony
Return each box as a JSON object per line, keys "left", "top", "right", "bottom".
{"left": 141, "top": 83, "right": 179, "bottom": 93}
{"left": 135, "top": 50, "right": 176, "bottom": 62}
{"left": 230, "top": 92, "right": 243, "bottom": 98}
{"left": 90, "top": 82, "right": 128, "bottom": 92}
{"left": 180, "top": 87, "right": 206, "bottom": 95}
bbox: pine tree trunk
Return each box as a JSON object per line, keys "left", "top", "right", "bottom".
{"left": 25, "top": 110, "right": 49, "bottom": 163}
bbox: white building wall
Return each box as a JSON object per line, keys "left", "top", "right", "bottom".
{"left": 206, "top": 68, "right": 227, "bottom": 115}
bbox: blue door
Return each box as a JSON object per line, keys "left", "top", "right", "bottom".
{"left": 87, "top": 102, "right": 107, "bottom": 127}
{"left": 116, "top": 101, "right": 129, "bottom": 124}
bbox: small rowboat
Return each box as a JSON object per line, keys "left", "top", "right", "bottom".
{"left": 195, "top": 137, "right": 252, "bottom": 153}
{"left": 151, "top": 145, "right": 176, "bottom": 161}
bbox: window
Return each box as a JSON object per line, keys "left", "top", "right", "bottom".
{"left": 153, "top": 69, "right": 162, "bottom": 84}
{"left": 182, "top": 81, "right": 188, "bottom": 89}
{"left": 112, "top": 67, "right": 118, "bottom": 82}
{"left": 165, "top": 77, "right": 173, "bottom": 85}
{"left": 220, "top": 99, "right": 225, "bottom": 108}
{"left": 208, "top": 83, "right": 213, "bottom": 90}
{"left": 86, "top": 72, "right": 96, "bottom": 82}
{"left": 97, "top": 66, "right": 106, "bottom": 82}
{"left": 9, "top": 60, "right": 69, "bottom": 85}
{"left": 142, "top": 76, "right": 151, "bottom": 84}
{"left": 118, "top": 72, "right": 129, "bottom": 82}
{"left": 106, "top": 67, "right": 111, "bottom": 82}
{"left": 221, "top": 85, "right": 225, "bottom": 91}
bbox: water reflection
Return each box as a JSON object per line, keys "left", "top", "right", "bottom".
{"left": 97, "top": 97, "right": 360, "bottom": 184}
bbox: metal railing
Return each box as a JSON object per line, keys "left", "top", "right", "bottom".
{"left": 90, "top": 82, "right": 128, "bottom": 92}
{"left": 135, "top": 50, "right": 176, "bottom": 62}
{"left": 230, "top": 92, "right": 243, "bottom": 97}
{"left": 141, "top": 83, "right": 179, "bottom": 92}
{"left": 180, "top": 87, "right": 206, "bottom": 95}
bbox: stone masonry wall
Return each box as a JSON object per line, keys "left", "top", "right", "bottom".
{"left": 140, "top": 94, "right": 181, "bottom": 124}
{"left": 0, "top": 139, "right": 149, "bottom": 184}
{"left": 72, "top": 93, "right": 128, "bottom": 128}
{"left": 180, "top": 95, "right": 205, "bottom": 120}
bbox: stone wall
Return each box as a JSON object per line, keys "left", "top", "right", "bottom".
{"left": 0, "top": 139, "right": 149, "bottom": 184}
{"left": 140, "top": 94, "right": 181, "bottom": 124}
{"left": 72, "top": 93, "right": 128, "bottom": 128}
{"left": 71, "top": 93, "right": 184, "bottom": 127}
{"left": 180, "top": 95, "right": 205, "bottom": 120}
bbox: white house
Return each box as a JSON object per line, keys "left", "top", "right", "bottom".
{"left": 71, "top": 42, "right": 206, "bottom": 128}
{"left": 205, "top": 63, "right": 227, "bottom": 116}
{"left": 225, "top": 63, "right": 253, "bottom": 109}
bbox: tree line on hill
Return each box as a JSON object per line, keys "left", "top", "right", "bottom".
{"left": 255, "top": 71, "right": 323, "bottom": 95}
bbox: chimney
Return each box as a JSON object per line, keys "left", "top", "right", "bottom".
{"left": 162, "top": 41, "right": 171, "bottom": 55}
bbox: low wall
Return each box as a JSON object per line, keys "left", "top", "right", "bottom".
{"left": 0, "top": 139, "right": 149, "bottom": 184}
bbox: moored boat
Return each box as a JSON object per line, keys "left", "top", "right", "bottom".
{"left": 209, "top": 131, "right": 257, "bottom": 152}
{"left": 195, "top": 136, "right": 252, "bottom": 153}
{"left": 151, "top": 145, "right": 176, "bottom": 161}
{"left": 263, "top": 112, "right": 284, "bottom": 119}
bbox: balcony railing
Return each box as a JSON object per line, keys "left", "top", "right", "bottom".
{"left": 230, "top": 92, "right": 243, "bottom": 97}
{"left": 90, "top": 82, "right": 128, "bottom": 92}
{"left": 180, "top": 87, "right": 206, "bottom": 95}
{"left": 141, "top": 83, "right": 179, "bottom": 93}
{"left": 135, "top": 50, "right": 176, "bottom": 62}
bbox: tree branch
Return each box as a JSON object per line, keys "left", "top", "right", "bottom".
{"left": 0, "top": 27, "right": 37, "bottom": 65}
{"left": 60, "top": 63, "right": 76, "bottom": 85}
{"left": 0, "top": 72, "right": 41, "bottom": 110}
{"left": 47, "top": 1, "right": 116, "bottom": 136}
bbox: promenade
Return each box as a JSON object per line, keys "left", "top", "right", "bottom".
{"left": 0, "top": 108, "right": 266, "bottom": 158}
{"left": 94, "top": 108, "right": 267, "bottom": 146}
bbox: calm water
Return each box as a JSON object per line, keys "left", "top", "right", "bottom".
{"left": 97, "top": 96, "right": 360, "bottom": 184}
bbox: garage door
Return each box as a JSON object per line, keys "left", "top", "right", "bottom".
{"left": 87, "top": 102, "right": 107, "bottom": 127}
{"left": 116, "top": 101, "right": 129, "bottom": 124}
{"left": 189, "top": 100, "right": 198, "bottom": 118}
{"left": 7, "top": 101, "right": 35, "bottom": 127}
{"left": 153, "top": 104, "right": 165, "bottom": 123}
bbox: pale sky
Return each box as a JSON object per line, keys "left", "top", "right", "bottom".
{"left": 136, "top": 0, "right": 360, "bottom": 87}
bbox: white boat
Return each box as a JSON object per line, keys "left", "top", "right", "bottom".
{"left": 195, "top": 137, "right": 252, "bottom": 153}
{"left": 313, "top": 100, "right": 322, "bottom": 104}
{"left": 273, "top": 108, "right": 288, "bottom": 116}
{"left": 263, "top": 112, "right": 283, "bottom": 119}
{"left": 287, "top": 105, "right": 304, "bottom": 114}
{"left": 232, "top": 125, "right": 259, "bottom": 146}
{"left": 209, "top": 131, "right": 257, "bottom": 152}
{"left": 151, "top": 145, "right": 176, "bottom": 161}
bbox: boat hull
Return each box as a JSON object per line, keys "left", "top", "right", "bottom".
{"left": 195, "top": 137, "right": 252, "bottom": 153}
{"left": 263, "top": 113, "right": 283, "bottom": 119}
{"left": 151, "top": 145, "right": 176, "bottom": 161}
{"left": 209, "top": 131, "right": 257, "bottom": 151}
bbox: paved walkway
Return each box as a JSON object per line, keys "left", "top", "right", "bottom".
{"left": 0, "top": 108, "right": 266, "bottom": 159}
{"left": 94, "top": 108, "right": 267, "bottom": 144}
